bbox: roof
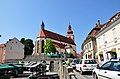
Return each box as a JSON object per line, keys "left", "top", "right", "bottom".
{"left": 38, "top": 29, "right": 76, "bottom": 45}
{"left": 0, "top": 44, "right": 6, "bottom": 47}
{"left": 95, "top": 12, "right": 120, "bottom": 36}
{"left": 52, "top": 41, "right": 66, "bottom": 49}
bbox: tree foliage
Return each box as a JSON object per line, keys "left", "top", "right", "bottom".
{"left": 20, "top": 38, "right": 34, "bottom": 55}
{"left": 43, "top": 40, "right": 56, "bottom": 54}
{"left": 68, "top": 52, "right": 74, "bottom": 58}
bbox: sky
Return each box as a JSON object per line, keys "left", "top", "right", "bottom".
{"left": 0, "top": 0, "right": 120, "bottom": 53}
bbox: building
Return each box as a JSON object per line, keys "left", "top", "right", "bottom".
{"left": 0, "top": 37, "right": 24, "bottom": 63}
{"left": 81, "top": 20, "right": 101, "bottom": 60}
{"left": 95, "top": 12, "right": 120, "bottom": 64}
{"left": 34, "top": 22, "right": 76, "bottom": 56}
{"left": 0, "top": 44, "right": 6, "bottom": 63}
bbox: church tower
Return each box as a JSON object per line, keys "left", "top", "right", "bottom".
{"left": 66, "top": 23, "right": 74, "bottom": 41}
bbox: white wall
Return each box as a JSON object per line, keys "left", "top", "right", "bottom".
{"left": 96, "top": 17, "right": 120, "bottom": 64}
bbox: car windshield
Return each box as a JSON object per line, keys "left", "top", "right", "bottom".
{"left": 84, "top": 60, "right": 97, "bottom": 64}
{"left": 73, "top": 59, "right": 79, "bottom": 64}
{"left": 111, "top": 61, "right": 120, "bottom": 71}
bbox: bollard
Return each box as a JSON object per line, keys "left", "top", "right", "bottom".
{"left": 66, "top": 66, "right": 73, "bottom": 73}
{"left": 69, "top": 72, "right": 76, "bottom": 79}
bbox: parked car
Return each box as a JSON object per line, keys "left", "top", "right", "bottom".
{"left": 24, "top": 62, "right": 41, "bottom": 72}
{"left": 93, "top": 58, "right": 120, "bottom": 79}
{"left": 70, "top": 59, "right": 80, "bottom": 69}
{"left": 76, "top": 59, "right": 98, "bottom": 74}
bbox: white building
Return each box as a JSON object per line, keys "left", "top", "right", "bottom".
{"left": 0, "top": 37, "right": 24, "bottom": 63}
{"left": 81, "top": 20, "right": 101, "bottom": 60}
{"left": 95, "top": 12, "right": 120, "bottom": 64}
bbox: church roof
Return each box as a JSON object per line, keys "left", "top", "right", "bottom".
{"left": 38, "top": 29, "right": 76, "bottom": 45}
{"left": 52, "top": 42, "right": 66, "bottom": 49}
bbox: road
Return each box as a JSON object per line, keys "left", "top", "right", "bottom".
{"left": 74, "top": 70, "right": 93, "bottom": 79}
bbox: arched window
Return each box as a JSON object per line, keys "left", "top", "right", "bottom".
{"left": 41, "top": 40, "right": 44, "bottom": 53}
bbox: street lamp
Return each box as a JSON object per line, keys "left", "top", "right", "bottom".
{"left": 0, "top": 35, "right": 1, "bottom": 37}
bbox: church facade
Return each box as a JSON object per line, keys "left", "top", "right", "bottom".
{"left": 34, "top": 22, "right": 76, "bottom": 56}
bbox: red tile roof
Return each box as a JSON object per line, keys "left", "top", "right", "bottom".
{"left": 0, "top": 44, "right": 6, "bottom": 47}
{"left": 52, "top": 42, "right": 66, "bottom": 49}
{"left": 38, "top": 29, "right": 76, "bottom": 45}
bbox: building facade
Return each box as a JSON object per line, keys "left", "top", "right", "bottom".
{"left": 81, "top": 20, "right": 101, "bottom": 60}
{"left": 95, "top": 12, "right": 120, "bottom": 64}
{"left": 0, "top": 37, "right": 24, "bottom": 63}
{"left": 0, "top": 44, "right": 6, "bottom": 63}
{"left": 34, "top": 22, "right": 76, "bottom": 56}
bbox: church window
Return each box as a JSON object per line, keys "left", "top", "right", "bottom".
{"left": 41, "top": 40, "right": 44, "bottom": 53}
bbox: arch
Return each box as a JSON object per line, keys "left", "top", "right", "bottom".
{"left": 41, "top": 40, "right": 44, "bottom": 53}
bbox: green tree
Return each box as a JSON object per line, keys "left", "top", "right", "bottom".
{"left": 43, "top": 40, "right": 56, "bottom": 54}
{"left": 20, "top": 38, "right": 34, "bottom": 55}
{"left": 69, "top": 52, "right": 74, "bottom": 58}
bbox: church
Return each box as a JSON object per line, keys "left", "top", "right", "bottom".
{"left": 34, "top": 22, "right": 76, "bottom": 56}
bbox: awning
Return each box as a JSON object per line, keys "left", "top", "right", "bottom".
{"left": 47, "top": 53, "right": 51, "bottom": 57}
{"left": 99, "top": 51, "right": 103, "bottom": 55}
{"left": 51, "top": 54, "right": 58, "bottom": 57}
{"left": 111, "top": 48, "right": 116, "bottom": 52}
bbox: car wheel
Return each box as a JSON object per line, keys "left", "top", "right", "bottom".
{"left": 93, "top": 73, "right": 98, "bottom": 79}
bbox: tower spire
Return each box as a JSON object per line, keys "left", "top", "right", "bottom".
{"left": 41, "top": 21, "right": 45, "bottom": 30}
{"left": 66, "top": 23, "right": 74, "bottom": 41}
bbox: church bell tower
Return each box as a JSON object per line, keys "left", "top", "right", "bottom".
{"left": 66, "top": 23, "right": 74, "bottom": 41}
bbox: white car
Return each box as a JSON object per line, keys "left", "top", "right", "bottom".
{"left": 93, "top": 58, "right": 120, "bottom": 79}
{"left": 76, "top": 59, "right": 98, "bottom": 74}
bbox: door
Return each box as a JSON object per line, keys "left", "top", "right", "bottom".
{"left": 98, "top": 61, "right": 112, "bottom": 79}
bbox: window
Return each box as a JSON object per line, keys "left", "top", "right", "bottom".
{"left": 103, "top": 34, "right": 107, "bottom": 44}
{"left": 111, "top": 52, "right": 117, "bottom": 59}
{"left": 89, "top": 43, "right": 91, "bottom": 49}
{"left": 87, "top": 44, "right": 89, "bottom": 49}
{"left": 98, "top": 38, "right": 101, "bottom": 49}
{"left": 112, "top": 28, "right": 117, "bottom": 40}
{"left": 10, "top": 46, "right": 12, "bottom": 50}
{"left": 80, "top": 60, "right": 82, "bottom": 64}
{"left": 101, "top": 61, "right": 112, "bottom": 70}
{"left": 84, "top": 60, "right": 97, "bottom": 64}
{"left": 99, "top": 54, "right": 104, "bottom": 61}
{"left": 111, "top": 61, "right": 120, "bottom": 71}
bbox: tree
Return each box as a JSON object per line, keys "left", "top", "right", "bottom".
{"left": 43, "top": 40, "right": 56, "bottom": 54}
{"left": 20, "top": 38, "right": 34, "bottom": 55}
{"left": 68, "top": 52, "right": 74, "bottom": 58}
